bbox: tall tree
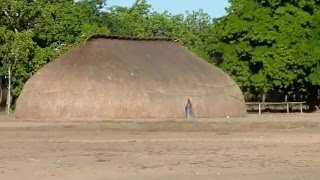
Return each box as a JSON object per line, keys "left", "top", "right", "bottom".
{"left": 207, "top": 0, "right": 320, "bottom": 107}
{"left": 0, "top": 0, "right": 109, "bottom": 104}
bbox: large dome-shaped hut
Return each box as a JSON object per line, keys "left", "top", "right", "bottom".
{"left": 16, "top": 35, "right": 246, "bottom": 120}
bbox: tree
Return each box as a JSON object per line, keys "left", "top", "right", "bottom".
{"left": 103, "top": 0, "right": 152, "bottom": 37}
{"left": 103, "top": 0, "right": 212, "bottom": 59}
{"left": 0, "top": 0, "right": 109, "bottom": 105}
{"left": 207, "top": 0, "right": 320, "bottom": 107}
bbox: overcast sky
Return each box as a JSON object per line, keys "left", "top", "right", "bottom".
{"left": 106, "top": 0, "right": 230, "bottom": 18}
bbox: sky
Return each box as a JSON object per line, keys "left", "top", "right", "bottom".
{"left": 106, "top": 0, "right": 230, "bottom": 18}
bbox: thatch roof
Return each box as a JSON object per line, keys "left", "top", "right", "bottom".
{"left": 15, "top": 36, "right": 246, "bottom": 120}
{"left": 86, "top": 34, "right": 175, "bottom": 42}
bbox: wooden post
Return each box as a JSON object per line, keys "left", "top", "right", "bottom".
{"left": 300, "top": 102, "right": 303, "bottom": 114}
{"left": 7, "top": 66, "right": 11, "bottom": 115}
{"left": 258, "top": 103, "right": 261, "bottom": 115}
{"left": 286, "top": 103, "right": 289, "bottom": 114}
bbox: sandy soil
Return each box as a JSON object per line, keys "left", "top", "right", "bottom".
{"left": 0, "top": 114, "right": 320, "bottom": 180}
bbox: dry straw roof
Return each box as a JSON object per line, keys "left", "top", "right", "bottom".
{"left": 16, "top": 36, "right": 246, "bottom": 120}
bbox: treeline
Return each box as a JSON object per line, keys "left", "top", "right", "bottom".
{"left": 0, "top": 0, "right": 319, "bottom": 109}
{"left": 209, "top": 0, "right": 320, "bottom": 109}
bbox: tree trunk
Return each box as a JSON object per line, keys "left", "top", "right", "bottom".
{"left": 0, "top": 85, "right": 2, "bottom": 106}
{"left": 262, "top": 94, "right": 266, "bottom": 102}
{"left": 307, "top": 85, "right": 320, "bottom": 112}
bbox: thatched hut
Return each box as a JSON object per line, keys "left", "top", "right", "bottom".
{"left": 16, "top": 35, "right": 246, "bottom": 120}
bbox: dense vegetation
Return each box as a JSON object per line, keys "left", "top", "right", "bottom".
{"left": 208, "top": 0, "right": 320, "bottom": 109}
{"left": 0, "top": 0, "right": 319, "bottom": 109}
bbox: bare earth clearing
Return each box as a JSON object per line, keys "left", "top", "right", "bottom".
{"left": 0, "top": 114, "right": 320, "bottom": 180}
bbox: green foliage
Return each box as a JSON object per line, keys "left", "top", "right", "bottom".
{"left": 104, "top": 0, "right": 212, "bottom": 60}
{"left": 0, "top": 0, "right": 109, "bottom": 101}
{"left": 2, "top": 0, "right": 319, "bottom": 107}
{"left": 207, "top": 0, "right": 320, "bottom": 97}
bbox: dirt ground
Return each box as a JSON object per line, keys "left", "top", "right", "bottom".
{"left": 0, "top": 114, "right": 320, "bottom": 180}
